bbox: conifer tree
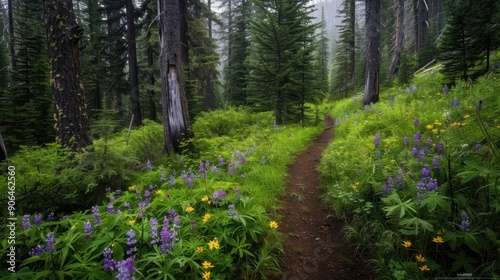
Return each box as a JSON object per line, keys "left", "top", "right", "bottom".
{"left": 317, "top": 7, "right": 330, "bottom": 94}
{"left": 247, "top": 0, "right": 317, "bottom": 124}
{"left": 362, "top": 0, "right": 381, "bottom": 105}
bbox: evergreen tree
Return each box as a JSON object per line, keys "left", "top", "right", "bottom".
{"left": 438, "top": 0, "right": 499, "bottom": 81}
{"left": 126, "top": 0, "right": 142, "bottom": 127}
{"left": 223, "top": 0, "right": 251, "bottom": 106}
{"left": 362, "top": 0, "right": 381, "bottom": 105}
{"left": 247, "top": 0, "right": 317, "bottom": 124}
{"left": 316, "top": 7, "right": 330, "bottom": 95}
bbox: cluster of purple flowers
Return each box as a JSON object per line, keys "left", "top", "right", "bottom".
{"left": 115, "top": 257, "right": 137, "bottom": 280}
{"left": 83, "top": 220, "right": 93, "bottom": 241}
{"left": 181, "top": 169, "right": 195, "bottom": 187}
{"left": 212, "top": 189, "right": 227, "bottom": 205}
{"left": 459, "top": 211, "right": 470, "bottom": 232}
{"left": 29, "top": 232, "right": 56, "bottom": 257}
{"left": 22, "top": 214, "right": 31, "bottom": 230}
{"left": 449, "top": 97, "right": 460, "bottom": 109}
{"left": 416, "top": 164, "right": 439, "bottom": 202}
{"left": 381, "top": 177, "right": 394, "bottom": 197}
{"left": 149, "top": 210, "right": 181, "bottom": 254}
{"left": 228, "top": 204, "right": 238, "bottom": 219}
{"left": 92, "top": 205, "right": 102, "bottom": 226}
{"left": 125, "top": 230, "right": 137, "bottom": 256}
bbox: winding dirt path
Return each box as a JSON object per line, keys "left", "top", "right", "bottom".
{"left": 276, "top": 116, "right": 372, "bottom": 280}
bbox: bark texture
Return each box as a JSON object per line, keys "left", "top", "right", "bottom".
{"left": 390, "top": 0, "right": 405, "bottom": 75}
{"left": 45, "top": 0, "right": 92, "bottom": 152}
{"left": 362, "top": 0, "right": 381, "bottom": 105}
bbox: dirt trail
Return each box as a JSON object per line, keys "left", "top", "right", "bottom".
{"left": 276, "top": 116, "right": 372, "bottom": 280}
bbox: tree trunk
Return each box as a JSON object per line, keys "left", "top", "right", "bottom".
{"left": 206, "top": 0, "right": 215, "bottom": 110}
{"left": 416, "top": 0, "right": 428, "bottom": 53}
{"left": 147, "top": 42, "right": 157, "bottom": 122}
{"left": 349, "top": 0, "right": 356, "bottom": 85}
{"left": 126, "top": 0, "right": 142, "bottom": 127}
{"left": 7, "top": 0, "right": 16, "bottom": 68}
{"left": 0, "top": 132, "right": 7, "bottom": 161}
{"left": 362, "top": 0, "right": 381, "bottom": 105}
{"left": 390, "top": 0, "right": 405, "bottom": 75}
{"left": 158, "top": 0, "right": 191, "bottom": 154}
{"left": 45, "top": 0, "right": 92, "bottom": 152}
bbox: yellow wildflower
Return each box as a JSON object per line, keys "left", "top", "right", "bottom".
{"left": 185, "top": 206, "right": 194, "bottom": 213}
{"left": 436, "top": 92, "right": 441, "bottom": 96}
{"left": 352, "top": 185, "right": 357, "bottom": 190}
{"left": 129, "top": 185, "right": 136, "bottom": 191}
{"left": 202, "top": 213, "right": 211, "bottom": 224}
{"left": 434, "top": 120, "right": 442, "bottom": 126}
{"left": 197, "top": 247, "right": 203, "bottom": 254}
{"left": 460, "top": 122, "right": 467, "bottom": 127}
{"left": 419, "top": 265, "right": 430, "bottom": 271}
{"left": 432, "top": 236, "right": 444, "bottom": 243}
{"left": 155, "top": 189, "right": 163, "bottom": 195}
{"left": 464, "top": 114, "right": 470, "bottom": 118}
{"left": 426, "top": 124, "right": 434, "bottom": 130}
{"left": 402, "top": 240, "right": 412, "bottom": 248}
{"left": 201, "top": 195, "right": 211, "bottom": 205}
{"left": 128, "top": 219, "right": 136, "bottom": 225}
{"left": 208, "top": 239, "right": 219, "bottom": 250}
{"left": 202, "top": 271, "right": 211, "bottom": 280}
{"left": 202, "top": 261, "right": 214, "bottom": 269}
{"left": 415, "top": 254, "right": 425, "bottom": 262}
{"left": 269, "top": 221, "right": 279, "bottom": 229}
{"left": 432, "top": 129, "right": 438, "bottom": 134}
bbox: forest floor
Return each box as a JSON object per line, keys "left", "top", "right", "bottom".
{"left": 274, "top": 116, "right": 373, "bottom": 280}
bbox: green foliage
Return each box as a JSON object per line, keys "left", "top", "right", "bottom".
{"left": 320, "top": 70, "right": 500, "bottom": 278}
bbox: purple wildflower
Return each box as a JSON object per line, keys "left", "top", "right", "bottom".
{"left": 375, "top": 151, "right": 381, "bottom": 159}
{"left": 146, "top": 160, "right": 152, "bottom": 172}
{"left": 442, "top": 84, "right": 449, "bottom": 94}
{"left": 411, "top": 147, "right": 419, "bottom": 157}
{"left": 61, "top": 215, "right": 69, "bottom": 220}
{"left": 125, "top": 230, "right": 137, "bottom": 256}
{"left": 110, "top": 196, "right": 116, "bottom": 202}
{"left": 387, "top": 177, "right": 394, "bottom": 188}
{"left": 449, "top": 97, "right": 460, "bottom": 109}
{"left": 374, "top": 134, "right": 381, "bottom": 148}
{"left": 414, "top": 118, "right": 419, "bottom": 129}
{"left": 234, "top": 186, "right": 242, "bottom": 199}
{"left": 105, "top": 187, "right": 111, "bottom": 193}
{"left": 107, "top": 203, "right": 116, "bottom": 214}
{"left": 459, "top": 211, "right": 470, "bottom": 232}
{"left": 381, "top": 184, "right": 389, "bottom": 198}
{"left": 160, "top": 217, "right": 174, "bottom": 254}
{"left": 92, "top": 206, "right": 102, "bottom": 226}
{"left": 115, "top": 257, "right": 136, "bottom": 280}
{"left": 103, "top": 247, "right": 115, "bottom": 271}
{"left": 228, "top": 164, "right": 233, "bottom": 177}
{"left": 426, "top": 136, "right": 433, "bottom": 146}
{"left": 213, "top": 189, "right": 227, "bottom": 205}
{"left": 475, "top": 144, "right": 482, "bottom": 152}
{"left": 218, "top": 155, "right": 224, "bottom": 167}
{"left": 261, "top": 156, "right": 267, "bottom": 164}
{"left": 413, "top": 131, "right": 422, "bottom": 146}
{"left": 228, "top": 204, "right": 238, "bottom": 218}
{"left": 160, "top": 172, "right": 166, "bottom": 182}
{"left": 418, "top": 149, "right": 426, "bottom": 162}
{"left": 29, "top": 245, "right": 45, "bottom": 257}
{"left": 190, "top": 220, "right": 197, "bottom": 231}
{"left": 404, "top": 136, "right": 409, "bottom": 147}
{"left": 416, "top": 164, "right": 439, "bottom": 202}
{"left": 168, "top": 171, "right": 176, "bottom": 187}
{"left": 115, "top": 189, "right": 122, "bottom": 196}
{"left": 33, "top": 214, "right": 42, "bottom": 226}
{"left": 124, "top": 202, "right": 131, "bottom": 211}
{"left": 432, "top": 156, "right": 441, "bottom": 172}
{"left": 436, "top": 142, "right": 445, "bottom": 155}
{"left": 47, "top": 212, "right": 55, "bottom": 222}
{"left": 150, "top": 217, "right": 159, "bottom": 244}
{"left": 211, "top": 165, "right": 219, "bottom": 176}
{"left": 22, "top": 214, "right": 31, "bottom": 230}
{"left": 45, "top": 232, "right": 56, "bottom": 253}
{"left": 83, "top": 220, "right": 93, "bottom": 241}
{"left": 144, "top": 190, "right": 150, "bottom": 197}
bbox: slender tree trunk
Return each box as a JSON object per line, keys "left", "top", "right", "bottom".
{"left": 45, "top": 0, "right": 92, "bottom": 152}
{"left": 147, "top": 43, "right": 157, "bottom": 121}
{"left": 126, "top": 0, "right": 142, "bottom": 127}
{"left": 362, "top": 0, "right": 381, "bottom": 105}
{"left": 349, "top": 0, "right": 355, "bottom": 85}
{"left": 390, "top": 0, "right": 405, "bottom": 75}
{"left": 416, "top": 0, "right": 428, "bottom": 53}
{"left": 206, "top": 0, "right": 215, "bottom": 110}
{"left": 7, "top": 0, "right": 16, "bottom": 68}
{"left": 158, "top": 0, "right": 191, "bottom": 154}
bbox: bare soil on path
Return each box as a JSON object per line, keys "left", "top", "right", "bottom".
{"left": 275, "top": 116, "right": 373, "bottom": 280}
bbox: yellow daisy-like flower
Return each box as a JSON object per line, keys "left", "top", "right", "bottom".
{"left": 208, "top": 239, "right": 219, "bottom": 250}
{"left": 128, "top": 185, "right": 136, "bottom": 191}
{"left": 202, "top": 271, "right": 211, "bottom": 280}
{"left": 460, "top": 122, "right": 467, "bottom": 127}
{"left": 155, "top": 189, "right": 164, "bottom": 195}
{"left": 434, "top": 120, "right": 442, "bottom": 126}
{"left": 432, "top": 236, "right": 444, "bottom": 243}
{"left": 436, "top": 92, "right": 441, "bottom": 96}
{"left": 402, "top": 240, "right": 412, "bottom": 248}
{"left": 352, "top": 185, "right": 357, "bottom": 190}
{"left": 201, "top": 195, "right": 212, "bottom": 205}
{"left": 128, "top": 219, "right": 136, "bottom": 225}
{"left": 415, "top": 254, "right": 425, "bottom": 262}
{"left": 464, "top": 114, "right": 470, "bottom": 118}
{"left": 185, "top": 206, "right": 194, "bottom": 213}
{"left": 432, "top": 129, "right": 438, "bottom": 134}
{"left": 426, "top": 124, "right": 434, "bottom": 130}
{"left": 202, "top": 213, "right": 211, "bottom": 224}
{"left": 269, "top": 221, "right": 279, "bottom": 229}
{"left": 202, "top": 261, "right": 214, "bottom": 269}
{"left": 197, "top": 247, "right": 203, "bottom": 254}
{"left": 419, "top": 264, "right": 430, "bottom": 271}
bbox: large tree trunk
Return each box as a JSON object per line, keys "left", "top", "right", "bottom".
{"left": 158, "top": 0, "right": 191, "bottom": 154}
{"left": 390, "top": 0, "right": 405, "bottom": 75}
{"left": 362, "top": 0, "right": 381, "bottom": 105}
{"left": 45, "top": 0, "right": 92, "bottom": 152}
{"left": 126, "top": 0, "right": 142, "bottom": 127}
{"left": 415, "top": 0, "right": 428, "bottom": 53}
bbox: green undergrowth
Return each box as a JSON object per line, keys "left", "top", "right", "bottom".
{"left": 320, "top": 71, "right": 500, "bottom": 279}
{"left": 0, "top": 107, "right": 323, "bottom": 279}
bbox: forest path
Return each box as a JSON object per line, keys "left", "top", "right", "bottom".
{"left": 275, "top": 116, "right": 372, "bottom": 280}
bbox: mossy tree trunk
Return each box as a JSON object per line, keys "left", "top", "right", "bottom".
{"left": 45, "top": 0, "right": 92, "bottom": 152}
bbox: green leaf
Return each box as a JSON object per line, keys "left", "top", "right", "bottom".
{"left": 420, "top": 192, "right": 451, "bottom": 213}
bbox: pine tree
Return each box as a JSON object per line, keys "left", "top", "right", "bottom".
{"left": 362, "top": 0, "right": 381, "bottom": 105}
{"left": 317, "top": 7, "right": 330, "bottom": 94}
{"left": 247, "top": 0, "right": 317, "bottom": 124}
{"left": 438, "top": 0, "right": 499, "bottom": 81}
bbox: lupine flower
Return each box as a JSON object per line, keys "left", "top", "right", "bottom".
{"left": 105, "top": 187, "right": 111, "bottom": 193}
{"left": 240, "top": 153, "right": 246, "bottom": 164}
{"left": 146, "top": 160, "right": 152, "bottom": 172}
{"left": 414, "top": 118, "right": 419, "bottom": 129}
{"left": 375, "top": 151, "right": 381, "bottom": 159}
{"left": 416, "top": 164, "right": 439, "bottom": 202}
{"left": 107, "top": 203, "right": 116, "bottom": 214}
{"left": 426, "top": 136, "right": 433, "bottom": 146}
{"left": 110, "top": 196, "right": 115, "bottom": 202}
{"left": 459, "top": 211, "right": 470, "bottom": 232}
{"left": 83, "top": 220, "right": 93, "bottom": 241}
{"left": 124, "top": 202, "right": 131, "bottom": 211}
{"left": 228, "top": 204, "right": 238, "bottom": 218}
{"left": 449, "top": 97, "right": 460, "bottom": 109}
{"left": 387, "top": 177, "right": 394, "bottom": 188}
{"left": 92, "top": 205, "right": 102, "bottom": 226}
{"left": 213, "top": 189, "right": 227, "bottom": 205}
{"left": 125, "top": 230, "right": 137, "bottom": 256}
{"left": 61, "top": 215, "right": 69, "bottom": 220}
{"left": 413, "top": 131, "right": 422, "bottom": 146}
{"left": 144, "top": 190, "right": 150, "bottom": 197}
{"left": 45, "top": 232, "right": 56, "bottom": 253}
{"left": 168, "top": 171, "right": 176, "bottom": 187}
{"left": 190, "top": 220, "right": 197, "bottom": 231}
{"left": 115, "top": 257, "right": 136, "bottom": 280}
{"left": 47, "top": 212, "right": 55, "bottom": 222}
{"left": 33, "top": 214, "right": 42, "bottom": 226}
{"left": 159, "top": 216, "right": 177, "bottom": 254}
{"left": 150, "top": 217, "right": 159, "bottom": 244}
{"left": 234, "top": 186, "right": 242, "bottom": 199}
{"left": 418, "top": 149, "right": 425, "bottom": 163}
{"left": 29, "top": 245, "right": 45, "bottom": 257}
{"left": 374, "top": 134, "right": 381, "bottom": 148}
{"left": 442, "top": 84, "right": 449, "bottom": 94}
{"left": 210, "top": 165, "right": 219, "bottom": 176}
{"left": 436, "top": 142, "right": 444, "bottom": 155}
{"left": 115, "top": 189, "right": 122, "bottom": 196}
{"left": 103, "top": 247, "right": 115, "bottom": 271}
{"left": 411, "top": 147, "right": 418, "bottom": 157}
{"left": 218, "top": 155, "right": 224, "bottom": 167}
{"left": 22, "top": 215, "right": 31, "bottom": 230}
{"left": 432, "top": 156, "right": 441, "bottom": 172}
{"left": 381, "top": 184, "right": 389, "bottom": 198}
{"left": 160, "top": 172, "right": 166, "bottom": 182}
{"left": 475, "top": 144, "right": 482, "bottom": 152}
{"left": 228, "top": 164, "right": 233, "bottom": 177}
{"left": 404, "top": 136, "right": 409, "bottom": 147}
